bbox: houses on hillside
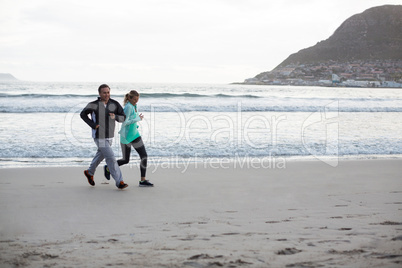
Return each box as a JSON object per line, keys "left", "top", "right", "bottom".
{"left": 244, "top": 60, "right": 402, "bottom": 87}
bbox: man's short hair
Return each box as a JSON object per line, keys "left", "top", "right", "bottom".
{"left": 98, "top": 84, "right": 110, "bottom": 93}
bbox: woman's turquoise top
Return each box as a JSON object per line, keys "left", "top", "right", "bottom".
{"left": 119, "top": 102, "right": 141, "bottom": 144}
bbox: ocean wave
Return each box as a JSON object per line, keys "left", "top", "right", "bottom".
{"left": 0, "top": 93, "right": 99, "bottom": 98}
{"left": 0, "top": 92, "right": 263, "bottom": 99}
{"left": 2, "top": 92, "right": 401, "bottom": 106}
{"left": 1, "top": 141, "right": 401, "bottom": 159}
{"left": 1, "top": 89, "right": 401, "bottom": 113}
{"left": 1, "top": 106, "right": 401, "bottom": 113}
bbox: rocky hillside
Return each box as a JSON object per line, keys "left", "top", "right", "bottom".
{"left": 0, "top": 73, "right": 18, "bottom": 80}
{"left": 264, "top": 5, "right": 402, "bottom": 74}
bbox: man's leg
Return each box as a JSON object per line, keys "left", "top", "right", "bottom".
{"left": 88, "top": 139, "right": 105, "bottom": 176}
{"left": 97, "top": 139, "right": 124, "bottom": 187}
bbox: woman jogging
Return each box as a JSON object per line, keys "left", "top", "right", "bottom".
{"left": 104, "top": 90, "right": 153, "bottom": 187}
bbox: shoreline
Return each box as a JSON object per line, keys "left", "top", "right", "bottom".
{"left": 1, "top": 154, "right": 402, "bottom": 169}
{"left": 1, "top": 159, "right": 402, "bottom": 267}
{"left": 232, "top": 82, "right": 402, "bottom": 88}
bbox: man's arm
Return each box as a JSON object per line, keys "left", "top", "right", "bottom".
{"left": 114, "top": 102, "right": 126, "bottom": 123}
{"left": 80, "top": 102, "right": 98, "bottom": 129}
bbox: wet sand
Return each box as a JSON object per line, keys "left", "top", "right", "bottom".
{"left": 0, "top": 159, "right": 401, "bottom": 267}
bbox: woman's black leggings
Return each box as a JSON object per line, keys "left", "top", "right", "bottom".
{"left": 118, "top": 137, "right": 147, "bottom": 178}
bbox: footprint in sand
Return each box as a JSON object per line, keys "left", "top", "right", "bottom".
{"left": 276, "top": 248, "right": 302, "bottom": 255}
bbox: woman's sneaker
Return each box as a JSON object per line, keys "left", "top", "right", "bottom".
{"left": 118, "top": 181, "right": 128, "bottom": 189}
{"left": 139, "top": 180, "right": 154, "bottom": 187}
{"left": 104, "top": 165, "right": 111, "bottom": 180}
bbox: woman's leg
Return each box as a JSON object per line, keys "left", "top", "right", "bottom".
{"left": 132, "top": 137, "right": 148, "bottom": 179}
{"left": 117, "top": 142, "right": 131, "bottom": 166}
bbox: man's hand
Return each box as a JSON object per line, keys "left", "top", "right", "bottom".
{"left": 109, "top": 113, "right": 115, "bottom": 120}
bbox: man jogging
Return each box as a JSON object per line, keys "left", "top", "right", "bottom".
{"left": 80, "top": 84, "right": 128, "bottom": 189}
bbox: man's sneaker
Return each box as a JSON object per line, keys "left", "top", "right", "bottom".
{"left": 139, "top": 180, "right": 154, "bottom": 187}
{"left": 118, "top": 181, "right": 128, "bottom": 189}
{"left": 84, "top": 170, "right": 95, "bottom": 186}
{"left": 104, "top": 165, "right": 111, "bottom": 180}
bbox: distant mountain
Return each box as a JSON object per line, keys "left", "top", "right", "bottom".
{"left": 277, "top": 5, "right": 402, "bottom": 68}
{"left": 250, "top": 4, "right": 402, "bottom": 84}
{"left": 0, "top": 73, "right": 18, "bottom": 80}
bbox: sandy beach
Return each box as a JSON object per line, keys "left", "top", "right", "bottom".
{"left": 0, "top": 159, "right": 401, "bottom": 267}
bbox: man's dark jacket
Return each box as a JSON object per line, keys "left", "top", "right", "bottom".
{"left": 80, "top": 97, "right": 125, "bottom": 139}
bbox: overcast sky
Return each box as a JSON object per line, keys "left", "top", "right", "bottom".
{"left": 1, "top": 0, "right": 401, "bottom": 83}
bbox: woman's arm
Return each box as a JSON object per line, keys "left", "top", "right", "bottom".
{"left": 121, "top": 104, "right": 141, "bottom": 127}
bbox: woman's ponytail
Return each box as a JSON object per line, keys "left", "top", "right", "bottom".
{"left": 123, "top": 90, "right": 140, "bottom": 105}
{"left": 124, "top": 93, "right": 130, "bottom": 105}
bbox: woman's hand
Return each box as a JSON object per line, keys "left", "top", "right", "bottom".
{"left": 139, "top": 113, "right": 144, "bottom": 120}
